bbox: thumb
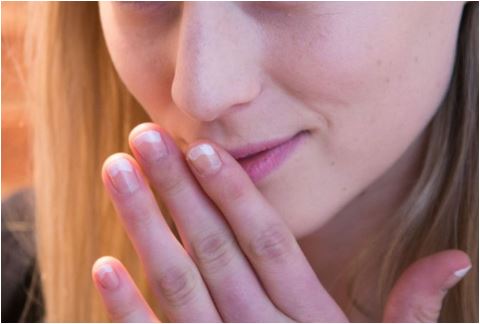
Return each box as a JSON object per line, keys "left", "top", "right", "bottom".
{"left": 382, "top": 249, "right": 471, "bottom": 323}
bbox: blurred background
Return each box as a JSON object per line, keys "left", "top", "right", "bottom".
{"left": 2, "top": 2, "right": 32, "bottom": 200}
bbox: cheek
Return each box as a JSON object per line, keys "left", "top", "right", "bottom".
{"left": 99, "top": 12, "right": 172, "bottom": 122}
{"left": 110, "top": 43, "right": 171, "bottom": 112}
{"left": 330, "top": 5, "right": 459, "bottom": 172}
{"left": 269, "top": 3, "right": 460, "bottom": 163}
{"left": 268, "top": 3, "right": 459, "bottom": 112}
{"left": 260, "top": 4, "right": 462, "bottom": 235}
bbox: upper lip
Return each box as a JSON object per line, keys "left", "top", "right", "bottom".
{"left": 226, "top": 131, "right": 303, "bottom": 160}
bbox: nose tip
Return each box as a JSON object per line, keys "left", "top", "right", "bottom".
{"left": 169, "top": 2, "right": 262, "bottom": 122}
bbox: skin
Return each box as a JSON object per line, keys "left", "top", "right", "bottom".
{"left": 92, "top": 2, "right": 471, "bottom": 322}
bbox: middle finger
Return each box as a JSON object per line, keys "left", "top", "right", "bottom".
{"left": 129, "top": 123, "right": 288, "bottom": 322}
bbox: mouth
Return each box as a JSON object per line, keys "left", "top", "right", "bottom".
{"left": 232, "top": 130, "right": 310, "bottom": 183}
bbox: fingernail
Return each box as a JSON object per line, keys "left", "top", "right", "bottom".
{"left": 444, "top": 265, "right": 472, "bottom": 291}
{"left": 96, "top": 263, "right": 120, "bottom": 290}
{"left": 187, "top": 143, "right": 222, "bottom": 176}
{"left": 454, "top": 265, "right": 472, "bottom": 278}
{"left": 106, "top": 157, "right": 139, "bottom": 194}
{"left": 133, "top": 130, "right": 168, "bottom": 162}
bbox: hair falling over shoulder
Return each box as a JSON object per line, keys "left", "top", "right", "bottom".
{"left": 23, "top": 1, "right": 477, "bottom": 322}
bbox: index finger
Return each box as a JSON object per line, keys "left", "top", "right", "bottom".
{"left": 185, "top": 142, "right": 348, "bottom": 322}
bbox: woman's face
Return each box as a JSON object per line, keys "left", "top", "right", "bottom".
{"left": 98, "top": 2, "right": 464, "bottom": 238}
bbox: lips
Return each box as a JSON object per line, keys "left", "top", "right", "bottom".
{"left": 227, "top": 131, "right": 307, "bottom": 160}
{"left": 232, "top": 130, "right": 309, "bottom": 182}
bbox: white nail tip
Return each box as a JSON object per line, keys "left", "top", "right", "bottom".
{"left": 188, "top": 144, "right": 216, "bottom": 160}
{"left": 98, "top": 264, "right": 115, "bottom": 276}
{"left": 108, "top": 158, "right": 133, "bottom": 176}
{"left": 135, "top": 130, "right": 162, "bottom": 144}
{"left": 454, "top": 265, "right": 472, "bottom": 278}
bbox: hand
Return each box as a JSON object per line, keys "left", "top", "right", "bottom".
{"left": 92, "top": 122, "right": 471, "bottom": 322}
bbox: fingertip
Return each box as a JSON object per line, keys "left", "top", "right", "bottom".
{"left": 92, "top": 256, "right": 160, "bottom": 322}
{"left": 451, "top": 249, "right": 471, "bottom": 268}
{"left": 101, "top": 153, "right": 135, "bottom": 182}
{"left": 206, "top": 141, "right": 238, "bottom": 165}
{"left": 92, "top": 256, "right": 123, "bottom": 291}
{"left": 93, "top": 255, "right": 120, "bottom": 271}
{"left": 102, "top": 153, "right": 145, "bottom": 195}
{"left": 128, "top": 122, "right": 160, "bottom": 143}
{"left": 442, "top": 256, "right": 472, "bottom": 291}
{"left": 186, "top": 142, "right": 223, "bottom": 176}
{"left": 436, "top": 249, "right": 472, "bottom": 279}
{"left": 453, "top": 264, "right": 472, "bottom": 278}
{"left": 128, "top": 123, "right": 164, "bottom": 156}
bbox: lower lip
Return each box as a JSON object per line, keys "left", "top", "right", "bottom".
{"left": 236, "top": 130, "right": 309, "bottom": 183}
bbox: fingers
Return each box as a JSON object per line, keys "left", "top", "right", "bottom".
{"left": 383, "top": 249, "right": 472, "bottom": 322}
{"left": 101, "top": 154, "right": 222, "bottom": 323}
{"left": 92, "top": 256, "right": 159, "bottom": 323}
{"left": 184, "top": 140, "right": 348, "bottom": 322}
{"left": 128, "top": 123, "right": 287, "bottom": 322}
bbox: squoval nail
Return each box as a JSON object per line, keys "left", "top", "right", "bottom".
{"left": 107, "top": 158, "right": 139, "bottom": 194}
{"left": 133, "top": 130, "right": 168, "bottom": 162}
{"left": 96, "top": 263, "right": 120, "bottom": 290}
{"left": 187, "top": 144, "right": 222, "bottom": 175}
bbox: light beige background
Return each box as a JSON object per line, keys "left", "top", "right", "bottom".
{"left": 2, "top": 2, "right": 32, "bottom": 199}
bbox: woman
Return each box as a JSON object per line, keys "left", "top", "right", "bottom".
{"left": 13, "top": 1, "right": 477, "bottom": 322}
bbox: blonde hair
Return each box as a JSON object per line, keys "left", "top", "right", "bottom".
{"left": 23, "top": 1, "right": 477, "bottom": 322}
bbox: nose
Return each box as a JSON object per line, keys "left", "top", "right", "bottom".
{"left": 171, "top": 2, "right": 262, "bottom": 122}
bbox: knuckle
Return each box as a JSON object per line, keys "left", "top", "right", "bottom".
{"left": 122, "top": 199, "right": 155, "bottom": 228}
{"left": 109, "top": 304, "right": 139, "bottom": 323}
{"left": 220, "top": 173, "right": 249, "bottom": 203}
{"left": 157, "top": 171, "right": 189, "bottom": 197}
{"left": 155, "top": 265, "right": 198, "bottom": 307}
{"left": 193, "top": 231, "right": 236, "bottom": 273}
{"left": 412, "top": 303, "right": 441, "bottom": 322}
{"left": 249, "top": 224, "right": 294, "bottom": 263}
